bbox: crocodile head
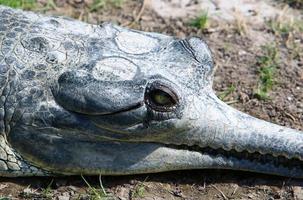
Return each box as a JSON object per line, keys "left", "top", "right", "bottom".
{"left": 8, "top": 19, "right": 303, "bottom": 177}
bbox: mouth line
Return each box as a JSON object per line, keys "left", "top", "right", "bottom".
{"left": 165, "top": 144, "right": 303, "bottom": 169}
{"left": 97, "top": 101, "right": 144, "bottom": 116}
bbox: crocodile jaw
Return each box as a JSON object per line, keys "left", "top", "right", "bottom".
{"left": 11, "top": 90, "right": 303, "bottom": 178}
{"left": 21, "top": 137, "right": 302, "bottom": 178}
{"left": 104, "top": 89, "right": 303, "bottom": 177}
{"left": 156, "top": 90, "right": 303, "bottom": 178}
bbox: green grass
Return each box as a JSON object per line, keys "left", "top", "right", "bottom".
{"left": 82, "top": 175, "right": 114, "bottom": 200}
{"left": 40, "top": 179, "right": 53, "bottom": 199}
{"left": 267, "top": 20, "right": 289, "bottom": 35}
{"left": 287, "top": 37, "right": 302, "bottom": 59}
{"left": 190, "top": 11, "right": 209, "bottom": 30}
{"left": 132, "top": 183, "right": 146, "bottom": 198}
{"left": 110, "top": 0, "right": 124, "bottom": 7}
{"left": 281, "top": 0, "right": 303, "bottom": 9}
{"left": 218, "top": 85, "right": 236, "bottom": 101}
{"left": 267, "top": 18, "right": 303, "bottom": 36}
{"left": 0, "top": 197, "right": 11, "bottom": 200}
{"left": 89, "top": 0, "right": 124, "bottom": 12}
{"left": 255, "top": 44, "right": 279, "bottom": 100}
{"left": 0, "top": 0, "right": 36, "bottom": 9}
{"left": 131, "top": 177, "right": 148, "bottom": 199}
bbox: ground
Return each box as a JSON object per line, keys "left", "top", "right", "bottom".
{"left": 0, "top": 0, "right": 302, "bottom": 199}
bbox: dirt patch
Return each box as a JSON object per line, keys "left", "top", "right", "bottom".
{"left": 0, "top": 0, "right": 302, "bottom": 199}
{"left": 150, "top": 0, "right": 301, "bottom": 24}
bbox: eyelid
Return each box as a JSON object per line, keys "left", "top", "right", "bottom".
{"left": 144, "top": 81, "right": 179, "bottom": 112}
{"left": 156, "top": 86, "right": 178, "bottom": 104}
{"left": 149, "top": 82, "right": 179, "bottom": 103}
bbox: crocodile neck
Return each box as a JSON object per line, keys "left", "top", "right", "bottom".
{"left": 0, "top": 8, "right": 50, "bottom": 176}
{"left": 0, "top": 75, "right": 48, "bottom": 176}
{"left": 0, "top": 77, "right": 49, "bottom": 176}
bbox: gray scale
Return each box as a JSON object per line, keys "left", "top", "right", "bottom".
{"left": 0, "top": 5, "right": 301, "bottom": 178}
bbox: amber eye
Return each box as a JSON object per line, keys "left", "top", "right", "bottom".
{"left": 145, "top": 82, "right": 179, "bottom": 112}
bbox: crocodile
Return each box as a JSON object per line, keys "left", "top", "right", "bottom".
{"left": 0, "top": 5, "right": 302, "bottom": 177}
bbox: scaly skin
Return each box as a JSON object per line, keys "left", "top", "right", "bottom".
{"left": 0, "top": 6, "right": 302, "bottom": 177}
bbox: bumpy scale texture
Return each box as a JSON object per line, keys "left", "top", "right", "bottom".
{"left": 0, "top": 6, "right": 302, "bottom": 178}
{"left": 0, "top": 7, "right": 61, "bottom": 176}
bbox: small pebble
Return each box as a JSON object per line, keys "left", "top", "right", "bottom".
{"left": 293, "top": 186, "right": 303, "bottom": 200}
{"left": 57, "top": 195, "right": 70, "bottom": 200}
{"left": 238, "top": 50, "right": 247, "bottom": 56}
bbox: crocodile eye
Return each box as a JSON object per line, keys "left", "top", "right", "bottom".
{"left": 150, "top": 90, "right": 176, "bottom": 106}
{"left": 145, "top": 82, "right": 179, "bottom": 112}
